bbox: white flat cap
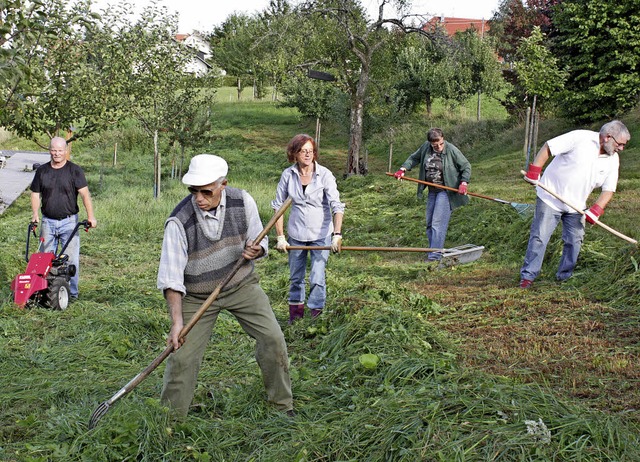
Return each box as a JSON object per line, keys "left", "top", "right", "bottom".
{"left": 182, "top": 154, "right": 228, "bottom": 186}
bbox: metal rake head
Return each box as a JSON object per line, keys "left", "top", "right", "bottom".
{"left": 511, "top": 202, "right": 534, "bottom": 218}
{"left": 88, "top": 400, "right": 111, "bottom": 429}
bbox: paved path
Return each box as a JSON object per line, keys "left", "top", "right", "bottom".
{"left": 0, "top": 151, "right": 49, "bottom": 215}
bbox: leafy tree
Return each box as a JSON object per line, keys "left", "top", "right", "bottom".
{"left": 302, "top": 0, "right": 438, "bottom": 175}
{"left": 124, "top": 3, "right": 207, "bottom": 198}
{"left": 0, "top": 0, "right": 104, "bottom": 146}
{"left": 551, "top": 0, "right": 640, "bottom": 123}
{"left": 513, "top": 25, "right": 566, "bottom": 116}
{"left": 255, "top": 0, "right": 302, "bottom": 100}
{"left": 488, "top": 0, "right": 556, "bottom": 64}
{"left": 393, "top": 32, "right": 449, "bottom": 115}
{"left": 210, "top": 14, "right": 260, "bottom": 100}
{"left": 1, "top": 0, "right": 60, "bottom": 109}
{"left": 446, "top": 29, "right": 504, "bottom": 120}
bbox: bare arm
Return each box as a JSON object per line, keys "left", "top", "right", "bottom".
{"left": 333, "top": 212, "right": 343, "bottom": 234}
{"left": 164, "top": 289, "right": 184, "bottom": 350}
{"left": 31, "top": 192, "right": 41, "bottom": 223}
{"left": 593, "top": 191, "right": 614, "bottom": 210}
{"left": 274, "top": 215, "right": 285, "bottom": 236}
{"left": 531, "top": 143, "right": 551, "bottom": 168}
{"left": 78, "top": 186, "right": 97, "bottom": 228}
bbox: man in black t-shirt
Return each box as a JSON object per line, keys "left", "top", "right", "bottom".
{"left": 30, "top": 137, "right": 97, "bottom": 299}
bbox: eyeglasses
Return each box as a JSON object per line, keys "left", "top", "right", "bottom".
{"left": 299, "top": 149, "right": 314, "bottom": 155}
{"left": 609, "top": 134, "right": 626, "bottom": 148}
{"left": 188, "top": 186, "right": 216, "bottom": 197}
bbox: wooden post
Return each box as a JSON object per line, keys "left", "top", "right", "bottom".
{"left": 523, "top": 106, "right": 531, "bottom": 168}
{"left": 113, "top": 142, "right": 118, "bottom": 167}
{"left": 65, "top": 128, "right": 73, "bottom": 160}
{"left": 532, "top": 110, "right": 540, "bottom": 155}
{"left": 315, "top": 117, "right": 321, "bottom": 150}
{"left": 388, "top": 142, "right": 393, "bottom": 173}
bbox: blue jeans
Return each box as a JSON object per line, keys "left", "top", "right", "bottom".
{"left": 287, "top": 236, "right": 330, "bottom": 309}
{"left": 40, "top": 215, "right": 80, "bottom": 297}
{"left": 425, "top": 190, "right": 452, "bottom": 261}
{"left": 520, "top": 198, "right": 585, "bottom": 282}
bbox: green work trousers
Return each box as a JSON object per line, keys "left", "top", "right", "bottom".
{"left": 160, "top": 275, "right": 293, "bottom": 416}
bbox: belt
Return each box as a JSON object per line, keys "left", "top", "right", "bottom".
{"left": 43, "top": 214, "right": 76, "bottom": 221}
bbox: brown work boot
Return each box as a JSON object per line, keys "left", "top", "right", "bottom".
{"left": 288, "top": 304, "right": 304, "bottom": 324}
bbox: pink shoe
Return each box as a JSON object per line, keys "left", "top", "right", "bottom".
{"left": 288, "top": 304, "right": 304, "bottom": 324}
{"left": 310, "top": 308, "right": 322, "bottom": 319}
{"left": 519, "top": 279, "right": 533, "bottom": 289}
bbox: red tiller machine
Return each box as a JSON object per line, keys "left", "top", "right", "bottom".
{"left": 11, "top": 220, "right": 90, "bottom": 310}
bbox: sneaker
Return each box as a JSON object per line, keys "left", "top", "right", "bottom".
{"left": 519, "top": 279, "right": 533, "bottom": 289}
{"left": 286, "top": 409, "right": 296, "bottom": 418}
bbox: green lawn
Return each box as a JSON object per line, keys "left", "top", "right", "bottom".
{"left": 0, "top": 96, "right": 639, "bottom": 461}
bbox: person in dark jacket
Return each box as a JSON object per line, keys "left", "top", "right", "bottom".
{"left": 394, "top": 128, "right": 471, "bottom": 261}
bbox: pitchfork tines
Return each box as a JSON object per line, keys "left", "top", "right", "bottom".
{"left": 89, "top": 400, "right": 111, "bottom": 429}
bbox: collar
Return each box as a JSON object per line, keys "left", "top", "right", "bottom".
{"left": 193, "top": 189, "right": 226, "bottom": 219}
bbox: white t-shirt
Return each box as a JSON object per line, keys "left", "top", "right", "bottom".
{"left": 538, "top": 130, "right": 619, "bottom": 212}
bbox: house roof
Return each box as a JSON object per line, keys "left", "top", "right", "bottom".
{"left": 423, "top": 16, "right": 490, "bottom": 37}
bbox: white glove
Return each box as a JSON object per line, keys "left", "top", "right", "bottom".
{"left": 331, "top": 234, "right": 342, "bottom": 253}
{"left": 276, "top": 235, "right": 288, "bottom": 253}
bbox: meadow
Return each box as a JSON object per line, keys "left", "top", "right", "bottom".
{"left": 0, "top": 91, "right": 639, "bottom": 461}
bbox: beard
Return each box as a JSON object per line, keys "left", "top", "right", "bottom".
{"left": 603, "top": 139, "right": 617, "bottom": 155}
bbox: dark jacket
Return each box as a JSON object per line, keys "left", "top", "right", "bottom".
{"left": 401, "top": 140, "right": 472, "bottom": 209}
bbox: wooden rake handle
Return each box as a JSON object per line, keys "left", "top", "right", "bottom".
{"left": 385, "top": 172, "right": 509, "bottom": 204}
{"left": 97, "top": 197, "right": 294, "bottom": 406}
{"left": 286, "top": 245, "right": 442, "bottom": 253}
{"left": 519, "top": 171, "right": 637, "bottom": 245}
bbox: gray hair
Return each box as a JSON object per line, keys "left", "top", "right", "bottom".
{"left": 427, "top": 128, "right": 444, "bottom": 142}
{"left": 600, "top": 120, "right": 630, "bottom": 139}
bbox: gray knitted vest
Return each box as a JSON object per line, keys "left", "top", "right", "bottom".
{"left": 167, "top": 187, "right": 252, "bottom": 295}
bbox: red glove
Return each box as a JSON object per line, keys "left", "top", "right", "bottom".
{"left": 584, "top": 204, "right": 604, "bottom": 224}
{"left": 393, "top": 168, "right": 406, "bottom": 179}
{"left": 458, "top": 181, "right": 468, "bottom": 195}
{"left": 524, "top": 164, "right": 542, "bottom": 185}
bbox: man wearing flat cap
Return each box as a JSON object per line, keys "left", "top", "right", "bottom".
{"left": 157, "top": 154, "right": 293, "bottom": 417}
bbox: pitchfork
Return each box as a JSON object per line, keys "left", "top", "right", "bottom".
{"left": 88, "top": 198, "right": 293, "bottom": 429}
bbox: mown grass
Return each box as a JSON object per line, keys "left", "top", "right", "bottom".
{"left": 0, "top": 92, "right": 639, "bottom": 461}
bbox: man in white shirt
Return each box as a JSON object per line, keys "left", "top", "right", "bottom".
{"left": 519, "top": 120, "right": 630, "bottom": 288}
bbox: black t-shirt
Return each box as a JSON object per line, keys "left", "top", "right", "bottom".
{"left": 424, "top": 152, "right": 444, "bottom": 191}
{"left": 31, "top": 161, "right": 88, "bottom": 219}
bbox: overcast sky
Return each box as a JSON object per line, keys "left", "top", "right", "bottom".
{"left": 91, "top": 0, "right": 501, "bottom": 34}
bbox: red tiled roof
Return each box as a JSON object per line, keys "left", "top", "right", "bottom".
{"left": 424, "top": 16, "right": 490, "bottom": 36}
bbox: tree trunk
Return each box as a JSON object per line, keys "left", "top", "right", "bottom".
{"left": 476, "top": 90, "right": 481, "bottom": 121}
{"left": 153, "top": 129, "right": 160, "bottom": 199}
{"left": 179, "top": 144, "right": 185, "bottom": 179}
{"left": 346, "top": 67, "right": 369, "bottom": 176}
{"left": 426, "top": 93, "right": 433, "bottom": 117}
{"left": 236, "top": 78, "right": 242, "bottom": 101}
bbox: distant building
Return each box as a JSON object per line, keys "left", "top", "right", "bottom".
{"left": 175, "top": 32, "right": 213, "bottom": 77}
{"left": 423, "top": 16, "right": 489, "bottom": 37}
